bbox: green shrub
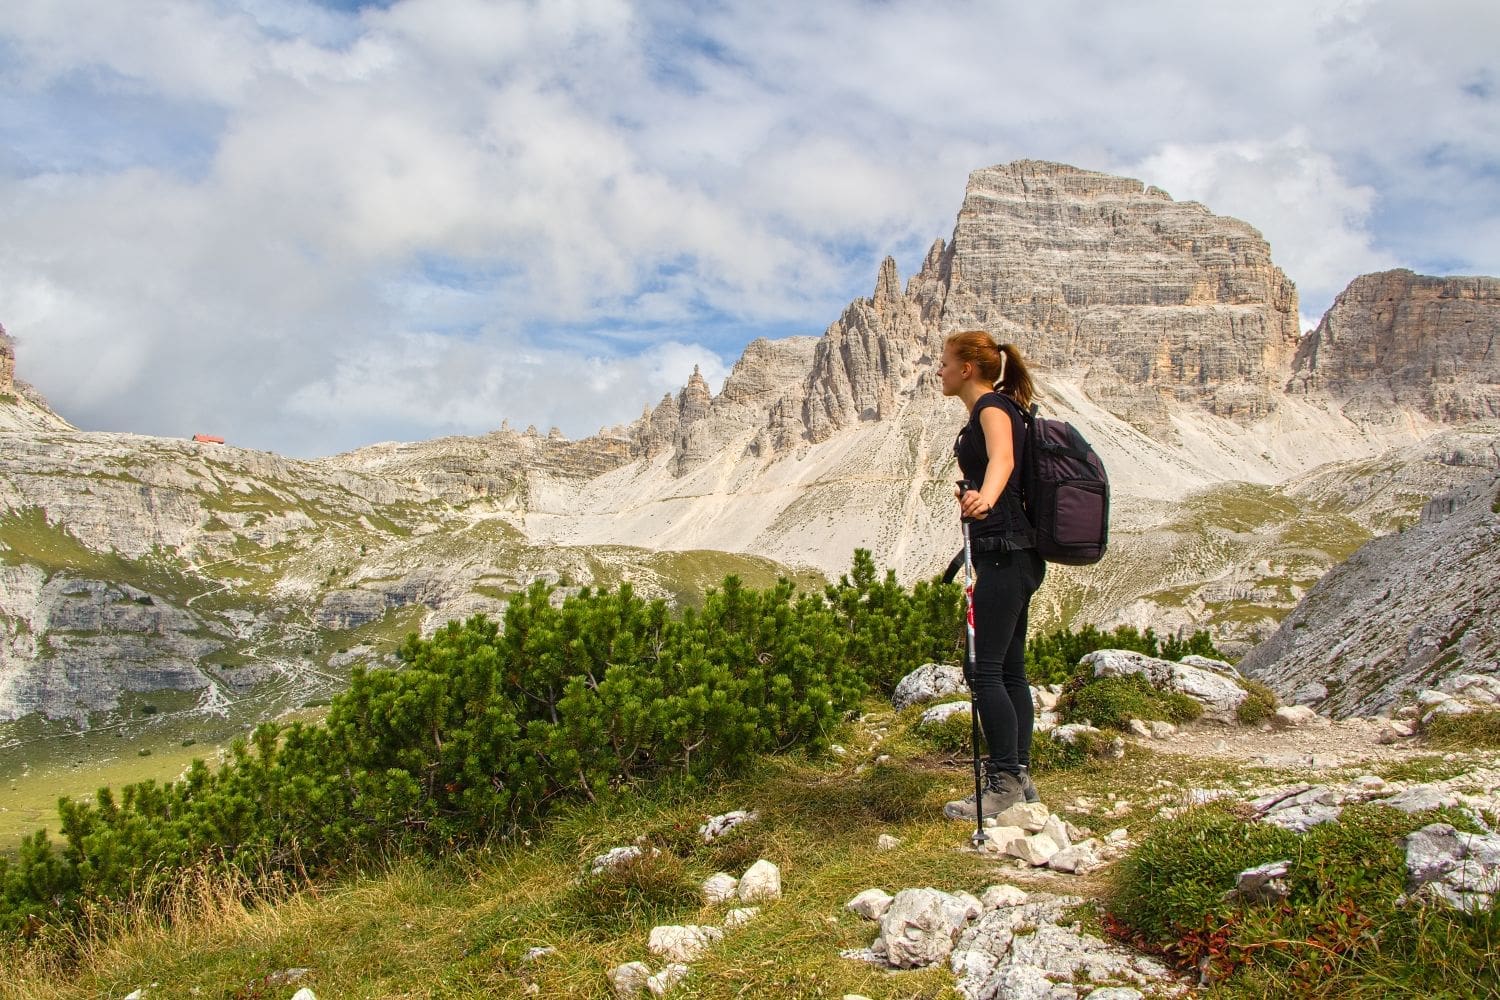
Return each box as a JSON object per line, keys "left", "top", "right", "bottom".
{"left": 1108, "top": 803, "right": 1498, "bottom": 992}
{"left": 1423, "top": 709, "right": 1500, "bottom": 749}
{"left": 1026, "top": 624, "right": 1224, "bottom": 686}
{"left": 1058, "top": 674, "right": 1202, "bottom": 730}
{"left": 1236, "top": 680, "right": 1280, "bottom": 725}
{"left": 1028, "top": 730, "right": 1111, "bottom": 774}
{"left": 912, "top": 705, "right": 975, "bottom": 756}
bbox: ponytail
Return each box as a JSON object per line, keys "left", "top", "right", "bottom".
{"left": 945, "top": 330, "right": 1036, "bottom": 409}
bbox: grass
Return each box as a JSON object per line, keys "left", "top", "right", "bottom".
{"left": 1422, "top": 710, "right": 1500, "bottom": 750}
{"left": 1107, "top": 802, "right": 1499, "bottom": 998}
{"left": 0, "top": 734, "right": 984, "bottom": 1000}
{"left": 13, "top": 695, "right": 1482, "bottom": 999}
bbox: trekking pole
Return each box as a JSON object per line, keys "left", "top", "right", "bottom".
{"left": 957, "top": 480, "right": 985, "bottom": 850}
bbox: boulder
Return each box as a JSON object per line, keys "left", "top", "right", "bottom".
{"left": 992, "top": 802, "right": 1050, "bottom": 832}
{"left": 1083, "top": 649, "right": 1249, "bottom": 723}
{"left": 702, "top": 872, "right": 738, "bottom": 904}
{"left": 893, "top": 663, "right": 969, "bottom": 710}
{"left": 980, "top": 884, "right": 1028, "bottom": 909}
{"left": 647, "top": 924, "right": 723, "bottom": 963}
{"left": 873, "top": 887, "right": 975, "bottom": 968}
{"left": 608, "top": 961, "right": 653, "bottom": 998}
{"left": 646, "top": 964, "right": 689, "bottom": 996}
{"left": 847, "top": 888, "right": 895, "bottom": 920}
{"left": 738, "top": 859, "right": 782, "bottom": 902}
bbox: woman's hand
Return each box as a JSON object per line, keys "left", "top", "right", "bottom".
{"left": 958, "top": 489, "right": 992, "bottom": 520}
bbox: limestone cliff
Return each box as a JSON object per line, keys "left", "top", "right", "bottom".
{"left": 1240, "top": 475, "right": 1500, "bottom": 718}
{"left": 0, "top": 323, "right": 72, "bottom": 433}
{"left": 1289, "top": 270, "right": 1500, "bottom": 425}
{"left": 923, "top": 161, "right": 1301, "bottom": 435}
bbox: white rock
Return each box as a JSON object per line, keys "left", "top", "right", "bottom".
{"left": 1272, "top": 705, "right": 1320, "bottom": 728}
{"left": 920, "top": 701, "right": 972, "bottom": 726}
{"left": 1048, "top": 840, "right": 1102, "bottom": 874}
{"left": 591, "top": 845, "right": 654, "bottom": 875}
{"left": 876, "top": 833, "right": 902, "bottom": 851}
{"left": 723, "top": 906, "right": 760, "bottom": 929}
{"left": 702, "top": 872, "right": 738, "bottom": 904}
{"left": 1040, "top": 815, "right": 1072, "bottom": 851}
{"left": 993, "top": 802, "right": 1050, "bottom": 832}
{"left": 290, "top": 991, "right": 317, "bottom": 1000}
{"left": 1007, "top": 832, "right": 1062, "bottom": 866}
{"left": 953, "top": 890, "right": 984, "bottom": 921}
{"left": 738, "top": 859, "right": 782, "bottom": 902}
{"left": 647, "top": 924, "right": 723, "bottom": 963}
{"left": 1127, "top": 718, "right": 1152, "bottom": 738}
{"left": 980, "top": 884, "right": 1029, "bottom": 908}
{"left": 1147, "top": 720, "right": 1177, "bottom": 739}
{"left": 645, "top": 963, "right": 689, "bottom": 996}
{"left": 608, "top": 961, "right": 653, "bottom": 998}
{"left": 847, "top": 888, "right": 895, "bottom": 920}
{"left": 1104, "top": 827, "right": 1130, "bottom": 845}
{"left": 893, "top": 663, "right": 969, "bottom": 710}
{"left": 978, "top": 825, "right": 1026, "bottom": 854}
{"left": 1033, "top": 686, "right": 1060, "bottom": 711}
{"left": 1445, "top": 673, "right": 1500, "bottom": 705}
{"left": 522, "top": 947, "right": 555, "bottom": 962}
{"left": 1084, "top": 648, "right": 1249, "bottom": 722}
{"left": 875, "top": 888, "right": 975, "bottom": 968}
{"left": 1085, "top": 988, "right": 1145, "bottom": 1000}
{"left": 1052, "top": 723, "right": 1102, "bottom": 746}
{"left": 699, "top": 810, "right": 758, "bottom": 843}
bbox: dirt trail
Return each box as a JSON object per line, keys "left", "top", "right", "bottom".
{"left": 1155, "top": 716, "right": 1426, "bottom": 769}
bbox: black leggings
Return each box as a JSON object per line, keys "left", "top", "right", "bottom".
{"left": 967, "top": 547, "right": 1045, "bottom": 776}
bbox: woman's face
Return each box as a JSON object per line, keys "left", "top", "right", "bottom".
{"left": 938, "top": 345, "right": 967, "bottom": 396}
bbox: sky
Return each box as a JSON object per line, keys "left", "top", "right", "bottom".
{"left": 2, "top": 0, "right": 1497, "bottom": 458}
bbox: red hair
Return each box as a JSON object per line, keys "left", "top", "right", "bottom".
{"left": 944, "top": 330, "right": 1035, "bottom": 409}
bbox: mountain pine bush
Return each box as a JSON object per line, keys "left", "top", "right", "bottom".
{"left": 0, "top": 551, "right": 957, "bottom": 939}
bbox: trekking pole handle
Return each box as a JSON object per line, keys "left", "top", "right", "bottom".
{"left": 955, "top": 479, "right": 979, "bottom": 524}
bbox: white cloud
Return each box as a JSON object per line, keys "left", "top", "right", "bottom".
{"left": 1, "top": 0, "right": 1497, "bottom": 456}
{"left": 1128, "top": 133, "right": 1400, "bottom": 320}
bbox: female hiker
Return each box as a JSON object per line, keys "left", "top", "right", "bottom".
{"left": 937, "top": 330, "right": 1046, "bottom": 819}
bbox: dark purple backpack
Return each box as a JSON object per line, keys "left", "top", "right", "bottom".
{"left": 1015, "top": 403, "right": 1110, "bottom": 565}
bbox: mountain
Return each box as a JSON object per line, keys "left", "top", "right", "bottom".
{"left": 1240, "top": 474, "right": 1500, "bottom": 717}
{"left": 0, "top": 324, "right": 72, "bottom": 433}
{"left": 2, "top": 162, "right": 1497, "bottom": 734}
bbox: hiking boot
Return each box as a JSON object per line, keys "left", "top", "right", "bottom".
{"left": 943, "top": 770, "right": 1025, "bottom": 821}
{"left": 1019, "top": 767, "right": 1041, "bottom": 804}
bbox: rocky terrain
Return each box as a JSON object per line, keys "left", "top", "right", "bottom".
{"left": 1241, "top": 474, "right": 1500, "bottom": 717}
{"left": 1, "top": 161, "right": 1497, "bottom": 737}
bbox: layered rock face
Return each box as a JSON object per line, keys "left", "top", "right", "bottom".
{"left": 1240, "top": 476, "right": 1500, "bottom": 717}
{"left": 1289, "top": 270, "right": 1500, "bottom": 424}
{"left": 0, "top": 323, "right": 14, "bottom": 392}
{"left": 925, "top": 161, "right": 1301, "bottom": 433}
{"left": 0, "top": 323, "right": 72, "bottom": 432}
{"left": 622, "top": 161, "right": 1302, "bottom": 460}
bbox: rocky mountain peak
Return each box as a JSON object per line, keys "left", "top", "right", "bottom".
{"left": 0, "top": 322, "right": 14, "bottom": 392}
{"left": 925, "top": 160, "right": 1301, "bottom": 435}
{"left": 1288, "top": 269, "right": 1500, "bottom": 425}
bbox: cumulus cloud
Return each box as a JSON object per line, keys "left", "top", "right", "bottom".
{"left": 1, "top": 0, "right": 1497, "bottom": 455}
{"left": 1128, "top": 133, "right": 1400, "bottom": 325}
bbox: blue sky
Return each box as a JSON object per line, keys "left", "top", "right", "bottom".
{"left": 2, "top": 0, "right": 1497, "bottom": 457}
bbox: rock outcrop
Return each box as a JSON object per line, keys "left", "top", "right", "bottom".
{"left": 1240, "top": 476, "right": 1500, "bottom": 717}
{"left": 0, "top": 323, "right": 73, "bottom": 433}
{"left": 1289, "top": 270, "right": 1500, "bottom": 425}
{"left": 924, "top": 161, "right": 1301, "bottom": 434}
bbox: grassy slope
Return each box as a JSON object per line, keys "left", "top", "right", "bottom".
{"left": 8, "top": 700, "right": 1486, "bottom": 1000}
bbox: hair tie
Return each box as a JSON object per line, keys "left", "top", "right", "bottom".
{"left": 997, "top": 347, "right": 1007, "bottom": 385}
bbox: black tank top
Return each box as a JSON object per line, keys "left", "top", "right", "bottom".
{"left": 953, "top": 391, "right": 1033, "bottom": 548}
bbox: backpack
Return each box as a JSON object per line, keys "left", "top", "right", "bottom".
{"left": 1008, "top": 398, "right": 1110, "bottom": 565}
